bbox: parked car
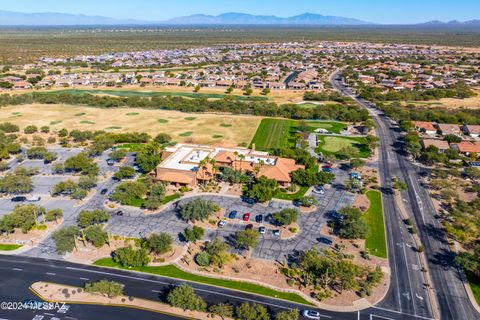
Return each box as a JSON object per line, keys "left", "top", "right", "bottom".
{"left": 273, "top": 229, "right": 281, "bottom": 236}
{"left": 11, "top": 196, "right": 27, "bottom": 202}
{"left": 259, "top": 226, "right": 266, "bottom": 234}
{"left": 245, "top": 224, "right": 253, "bottom": 230}
{"left": 100, "top": 188, "right": 108, "bottom": 195}
{"left": 115, "top": 210, "right": 124, "bottom": 216}
{"left": 106, "top": 159, "right": 115, "bottom": 166}
{"left": 26, "top": 195, "right": 41, "bottom": 202}
{"left": 312, "top": 185, "right": 325, "bottom": 195}
{"left": 255, "top": 214, "right": 263, "bottom": 223}
{"left": 322, "top": 167, "right": 333, "bottom": 173}
{"left": 133, "top": 165, "right": 141, "bottom": 172}
{"left": 243, "top": 197, "right": 256, "bottom": 205}
{"left": 218, "top": 220, "right": 226, "bottom": 228}
{"left": 302, "top": 310, "right": 320, "bottom": 320}
{"left": 228, "top": 210, "right": 237, "bottom": 219}
{"left": 243, "top": 213, "right": 251, "bottom": 221}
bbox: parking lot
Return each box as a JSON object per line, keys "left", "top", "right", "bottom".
{"left": 2, "top": 145, "right": 356, "bottom": 261}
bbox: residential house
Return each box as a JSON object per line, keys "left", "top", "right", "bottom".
{"left": 421, "top": 139, "right": 450, "bottom": 153}
{"left": 451, "top": 141, "right": 480, "bottom": 158}
{"left": 414, "top": 121, "right": 437, "bottom": 135}
{"left": 462, "top": 125, "right": 480, "bottom": 138}
{"left": 437, "top": 124, "right": 462, "bottom": 136}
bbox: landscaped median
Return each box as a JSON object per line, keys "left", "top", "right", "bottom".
{"left": 93, "top": 258, "right": 314, "bottom": 306}
{"left": 29, "top": 282, "right": 222, "bottom": 320}
{"left": 0, "top": 243, "right": 23, "bottom": 251}
{"left": 363, "top": 190, "right": 387, "bottom": 258}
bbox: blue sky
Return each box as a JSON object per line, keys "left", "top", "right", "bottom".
{"left": 2, "top": 0, "right": 479, "bottom": 24}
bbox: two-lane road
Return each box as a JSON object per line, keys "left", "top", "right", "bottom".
{"left": 331, "top": 71, "right": 480, "bottom": 320}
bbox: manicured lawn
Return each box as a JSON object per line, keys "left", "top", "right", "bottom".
{"left": 51, "top": 89, "right": 267, "bottom": 102}
{"left": 0, "top": 243, "right": 22, "bottom": 251}
{"left": 126, "top": 193, "right": 182, "bottom": 208}
{"left": 315, "top": 135, "right": 371, "bottom": 158}
{"left": 466, "top": 271, "right": 480, "bottom": 306}
{"left": 250, "top": 119, "right": 347, "bottom": 151}
{"left": 363, "top": 191, "right": 387, "bottom": 258}
{"left": 93, "top": 258, "right": 313, "bottom": 306}
{"left": 116, "top": 143, "right": 144, "bottom": 152}
{"left": 304, "top": 121, "right": 347, "bottom": 134}
{"left": 250, "top": 119, "right": 296, "bottom": 151}
{"left": 275, "top": 185, "right": 309, "bottom": 201}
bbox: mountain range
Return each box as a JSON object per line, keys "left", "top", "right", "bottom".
{"left": 0, "top": 10, "right": 478, "bottom": 26}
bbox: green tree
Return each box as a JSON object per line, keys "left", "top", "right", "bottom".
{"left": 275, "top": 309, "right": 299, "bottom": 320}
{"left": 154, "top": 133, "right": 172, "bottom": 144}
{"left": 143, "top": 183, "right": 166, "bottom": 209}
{"left": 236, "top": 229, "right": 260, "bottom": 249}
{"left": 179, "top": 198, "right": 219, "bottom": 222}
{"left": 85, "top": 225, "right": 108, "bottom": 248}
{"left": 337, "top": 207, "right": 369, "bottom": 239}
{"left": 235, "top": 302, "right": 270, "bottom": 320}
{"left": 444, "top": 134, "right": 462, "bottom": 144}
{"left": 108, "top": 149, "right": 127, "bottom": 161}
{"left": 146, "top": 232, "right": 173, "bottom": 254}
{"left": 272, "top": 208, "right": 299, "bottom": 226}
{"left": 85, "top": 280, "right": 124, "bottom": 298}
{"left": 24, "top": 125, "right": 38, "bottom": 134}
{"left": 45, "top": 208, "right": 63, "bottom": 222}
{"left": 209, "top": 303, "right": 234, "bottom": 320}
{"left": 205, "top": 238, "right": 231, "bottom": 267}
{"left": 300, "top": 196, "right": 318, "bottom": 207}
{"left": 111, "top": 181, "right": 148, "bottom": 205}
{"left": 245, "top": 177, "right": 278, "bottom": 202}
{"left": 64, "top": 152, "right": 99, "bottom": 176}
{"left": 350, "top": 158, "right": 366, "bottom": 169}
{"left": 136, "top": 142, "right": 162, "bottom": 173}
{"left": 183, "top": 225, "right": 204, "bottom": 242}
{"left": 77, "top": 209, "right": 110, "bottom": 228}
{"left": 112, "top": 246, "right": 150, "bottom": 267}
{"left": 52, "top": 226, "right": 81, "bottom": 254}
{"left": 166, "top": 284, "right": 207, "bottom": 312}
{"left": 114, "top": 166, "right": 136, "bottom": 180}
{"left": 0, "top": 170, "right": 33, "bottom": 194}
{"left": 195, "top": 252, "right": 211, "bottom": 266}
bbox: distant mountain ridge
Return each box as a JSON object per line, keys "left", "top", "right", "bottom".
{"left": 0, "top": 10, "right": 478, "bottom": 26}
{"left": 0, "top": 10, "right": 143, "bottom": 26}
{"left": 421, "top": 19, "right": 480, "bottom": 26}
{"left": 0, "top": 10, "right": 371, "bottom": 26}
{"left": 163, "top": 12, "right": 372, "bottom": 25}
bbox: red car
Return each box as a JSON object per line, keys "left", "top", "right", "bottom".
{"left": 243, "top": 213, "right": 251, "bottom": 221}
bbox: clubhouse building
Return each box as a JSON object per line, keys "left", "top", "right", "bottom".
{"left": 154, "top": 143, "right": 304, "bottom": 187}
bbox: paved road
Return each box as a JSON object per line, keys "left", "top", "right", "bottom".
{"left": 106, "top": 165, "right": 354, "bottom": 261}
{"left": 0, "top": 255, "right": 439, "bottom": 320}
{"left": 331, "top": 71, "right": 480, "bottom": 320}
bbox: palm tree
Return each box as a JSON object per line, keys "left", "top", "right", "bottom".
{"left": 238, "top": 154, "right": 246, "bottom": 173}
{"left": 233, "top": 151, "right": 239, "bottom": 172}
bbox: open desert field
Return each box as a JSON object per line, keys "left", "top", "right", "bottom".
{"left": 16, "top": 85, "right": 305, "bottom": 105}
{"left": 0, "top": 104, "right": 262, "bottom": 145}
{"left": 405, "top": 89, "right": 480, "bottom": 109}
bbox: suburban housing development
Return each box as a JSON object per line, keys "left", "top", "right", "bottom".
{"left": 0, "top": 4, "right": 479, "bottom": 320}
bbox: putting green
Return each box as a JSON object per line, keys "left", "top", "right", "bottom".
{"left": 321, "top": 136, "right": 359, "bottom": 152}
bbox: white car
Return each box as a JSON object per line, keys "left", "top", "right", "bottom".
{"left": 218, "top": 220, "right": 226, "bottom": 228}
{"left": 302, "top": 310, "right": 320, "bottom": 319}
{"left": 312, "top": 186, "right": 325, "bottom": 195}
{"left": 26, "top": 195, "right": 41, "bottom": 202}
